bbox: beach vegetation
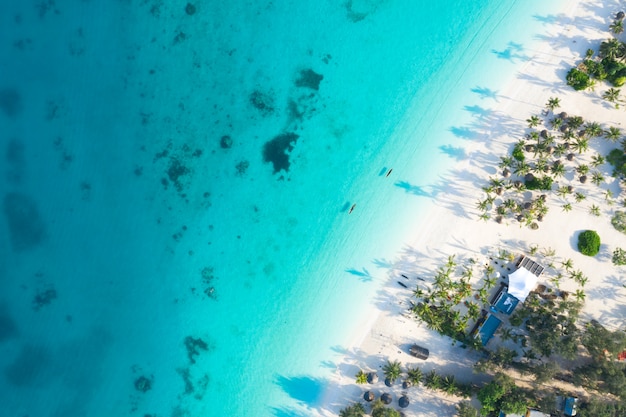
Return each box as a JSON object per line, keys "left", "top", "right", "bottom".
{"left": 577, "top": 230, "right": 601, "bottom": 256}
{"left": 603, "top": 88, "right": 622, "bottom": 104}
{"left": 546, "top": 97, "right": 561, "bottom": 112}
{"left": 355, "top": 369, "right": 368, "bottom": 384}
{"left": 405, "top": 366, "right": 423, "bottom": 386}
{"left": 567, "top": 68, "right": 592, "bottom": 90}
{"left": 526, "top": 115, "right": 541, "bottom": 128}
{"left": 370, "top": 404, "right": 401, "bottom": 417}
{"left": 612, "top": 248, "right": 626, "bottom": 265}
{"left": 607, "top": 148, "right": 626, "bottom": 176}
{"left": 382, "top": 360, "right": 402, "bottom": 384}
{"left": 610, "top": 19, "right": 625, "bottom": 35}
{"left": 456, "top": 401, "right": 480, "bottom": 417}
{"left": 524, "top": 175, "right": 553, "bottom": 190}
{"left": 577, "top": 399, "right": 626, "bottom": 417}
{"left": 512, "top": 142, "right": 525, "bottom": 162}
{"left": 612, "top": 211, "right": 626, "bottom": 233}
{"left": 589, "top": 204, "right": 601, "bottom": 216}
{"left": 339, "top": 403, "right": 366, "bottom": 417}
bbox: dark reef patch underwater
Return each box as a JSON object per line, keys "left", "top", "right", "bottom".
{"left": 3, "top": 192, "right": 46, "bottom": 251}
{"left": 262, "top": 132, "right": 300, "bottom": 174}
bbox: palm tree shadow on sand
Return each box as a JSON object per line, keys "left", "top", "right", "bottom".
{"left": 394, "top": 181, "right": 436, "bottom": 198}
{"left": 345, "top": 267, "right": 373, "bottom": 282}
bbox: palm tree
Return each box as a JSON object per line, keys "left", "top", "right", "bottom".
{"left": 599, "top": 38, "right": 624, "bottom": 60}
{"left": 382, "top": 360, "right": 402, "bottom": 384}
{"left": 576, "top": 164, "right": 590, "bottom": 176}
{"left": 339, "top": 403, "right": 366, "bottom": 417}
{"left": 441, "top": 375, "right": 457, "bottom": 395}
{"left": 423, "top": 370, "right": 442, "bottom": 390}
{"left": 589, "top": 204, "right": 601, "bottom": 216}
{"left": 603, "top": 88, "right": 622, "bottom": 104}
{"left": 546, "top": 97, "right": 561, "bottom": 112}
{"left": 356, "top": 370, "right": 368, "bottom": 384}
{"left": 591, "top": 171, "right": 605, "bottom": 185}
{"left": 550, "top": 117, "right": 563, "bottom": 131}
{"left": 467, "top": 301, "right": 481, "bottom": 320}
{"left": 575, "top": 192, "right": 586, "bottom": 202}
{"left": 591, "top": 153, "right": 605, "bottom": 167}
{"left": 573, "top": 137, "right": 589, "bottom": 154}
{"left": 499, "top": 327, "right": 514, "bottom": 341}
{"left": 561, "top": 258, "right": 574, "bottom": 270}
{"left": 551, "top": 161, "right": 566, "bottom": 178}
{"left": 527, "top": 115, "right": 541, "bottom": 128}
{"left": 406, "top": 366, "right": 423, "bottom": 386}
{"left": 484, "top": 276, "right": 497, "bottom": 289}
{"left": 499, "top": 155, "right": 514, "bottom": 169}
{"left": 584, "top": 122, "right": 603, "bottom": 138}
{"left": 610, "top": 19, "right": 625, "bottom": 35}
{"left": 568, "top": 115, "right": 585, "bottom": 130}
{"left": 562, "top": 203, "right": 572, "bottom": 212}
{"left": 605, "top": 126, "right": 622, "bottom": 142}
{"left": 574, "top": 289, "right": 586, "bottom": 302}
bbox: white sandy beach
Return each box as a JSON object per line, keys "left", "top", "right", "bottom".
{"left": 317, "top": 0, "right": 626, "bottom": 415}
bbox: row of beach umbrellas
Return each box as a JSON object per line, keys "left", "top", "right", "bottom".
{"left": 363, "top": 391, "right": 410, "bottom": 408}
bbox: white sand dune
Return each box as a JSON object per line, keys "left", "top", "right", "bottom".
{"left": 316, "top": 0, "right": 626, "bottom": 415}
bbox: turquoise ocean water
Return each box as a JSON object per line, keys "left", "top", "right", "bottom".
{"left": 0, "top": 0, "right": 566, "bottom": 416}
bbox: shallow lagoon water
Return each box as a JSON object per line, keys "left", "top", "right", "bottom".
{"left": 0, "top": 0, "right": 566, "bottom": 415}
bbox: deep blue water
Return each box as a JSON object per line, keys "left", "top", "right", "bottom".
{"left": 0, "top": 1, "right": 565, "bottom": 416}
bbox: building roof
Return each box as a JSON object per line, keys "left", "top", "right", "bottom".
{"left": 517, "top": 256, "right": 545, "bottom": 276}
{"left": 508, "top": 267, "right": 538, "bottom": 302}
{"left": 493, "top": 290, "right": 520, "bottom": 315}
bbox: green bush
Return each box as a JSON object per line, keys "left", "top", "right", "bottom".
{"left": 525, "top": 176, "right": 553, "bottom": 190}
{"left": 607, "top": 149, "right": 626, "bottom": 176}
{"left": 567, "top": 68, "right": 591, "bottom": 90}
{"left": 612, "top": 212, "right": 626, "bottom": 234}
{"left": 578, "top": 230, "right": 601, "bottom": 256}
{"left": 512, "top": 143, "right": 525, "bottom": 162}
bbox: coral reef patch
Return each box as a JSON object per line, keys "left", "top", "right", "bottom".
{"left": 3, "top": 192, "right": 46, "bottom": 251}
{"left": 250, "top": 90, "right": 276, "bottom": 115}
{"left": 33, "top": 287, "right": 57, "bottom": 310}
{"left": 295, "top": 69, "right": 324, "bottom": 90}
{"left": 0, "top": 88, "right": 21, "bottom": 118}
{"left": 262, "top": 132, "right": 299, "bottom": 174}
{"left": 183, "top": 336, "right": 213, "bottom": 364}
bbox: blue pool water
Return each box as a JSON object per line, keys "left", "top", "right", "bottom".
{"left": 0, "top": 0, "right": 566, "bottom": 416}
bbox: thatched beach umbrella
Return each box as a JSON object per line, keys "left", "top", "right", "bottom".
{"left": 524, "top": 173, "right": 535, "bottom": 183}
{"left": 567, "top": 153, "right": 575, "bottom": 161}
{"left": 402, "top": 380, "right": 412, "bottom": 389}
{"left": 381, "top": 393, "right": 392, "bottom": 405}
{"left": 616, "top": 11, "right": 625, "bottom": 20}
{"left": 385, "top": 377, "right": 393, "bottom": 387}
{"left": 580, "top": 175, "right": 587, "bottom": 184}
{"left": 559, "top": 111, "right": 568, "bottom": 120}
{"left": 503, "top": 168, "right": 511, "bottom": 178}
{"left": 540, "top": 129, "right": 548, "bottom": 139}
{"left": 523, "top": 201, "right": 532, "bottom": 210}
{"left": 367, "top": 372, "right": 379, "bottom": 384}
{"left": 363, "top": 391, "right": 375, "bottom": 402}
{"left": 399, "top": 395, "right": 410, "bottom": 408}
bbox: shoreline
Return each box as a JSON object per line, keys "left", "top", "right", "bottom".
{"left": 317, "top": 0, "right": 626, "bottom": 415}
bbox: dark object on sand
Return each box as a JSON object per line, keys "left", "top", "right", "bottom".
{"left": 397, "top": 281, "right": 408, "bottom": 288}
{"left": 364, "top": 391, "right": 375, "bottom": 402}
{"left": 135, "top": 376, "right": 152, "bottom": 392}
{"left": 399, "top": 395, "right": 410, "bottom": 408}
{"left": 409, "top": 344, "right": 429, "bottom": 360}
{"left": 367, "top": 372, "right": 378, "bottom": 384}
{"left": 381, "top": 393, "right": 392, "bottom": 404}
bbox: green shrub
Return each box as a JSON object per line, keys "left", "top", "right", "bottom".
{"left": 607, "top": 149, "right": 626, "bottom": 176}
{"left": 512, "top": 143, "right": 525, "bottom": 162}
{"left": 612, "top": 211, "right": 626, "bottom": 234}
{"left": 613, "top": 248, "right": 626, "bottom": 266}
{"left": 567, "top": 68, "right": 591, "bottom": 90}
{"left": 525, "top": 176, "right": 553, "bottom": 190}
{"left": 613, "top": 76, "right": 626, "bottom": 87}
{"left": 578, "top": 230, "right": 601, "bottom": 256}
